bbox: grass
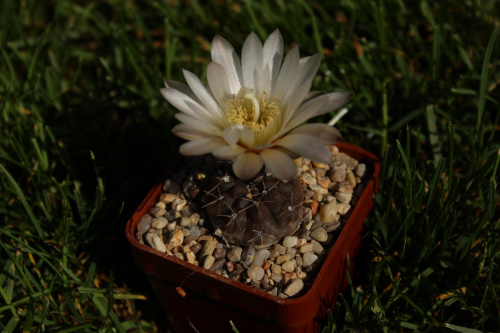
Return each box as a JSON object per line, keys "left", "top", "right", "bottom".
{"left": 0, "top": 0, "right": 499, "bottom": 332}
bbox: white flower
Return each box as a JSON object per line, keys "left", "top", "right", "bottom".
{"left": 161, "top": 30, "right": 353, "bottom": 180}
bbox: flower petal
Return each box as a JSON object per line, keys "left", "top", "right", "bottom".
{"left": 274, "top": 134, "right": 332, "bottom": 164}
{"left": 164, "top": 79, "right": 201, "bottom": 104}
{"left": 211, "top": 35, "right": 243, "bottom": 95}
{"left": 221, "top": 125, "right": 243, "bottom": 146}
{"left": 175, "top": 113, "right": 223, "bottom": 135}
{"left": 172, "top": 123, "right": 209, "bottom": 140}
{"left": 281, "top": 91, "right": 353, "bottom": 132}
{"left": 221, "top": 125, "right": 255, "bottom": 147}
{"left": 271, "top": 46, "right": 300, "bottom": 100}
{"left": 260, "top": 149, "right": 298, "bottom": 180}
{"left": 207, "top": 61, "right": 231, "bottom": 106}
{"left": 233, "top": 152, "right": 264, "bottom": 181}
{"left": 179, "top": 138, "right": 226, "bottom": 156}
{"left": 287, "top": 123, "right": 341, "bottom": 144}
{"left": 280, "top": 53, "right": 322, "bottom": 124}
{"left": 270, "top": 93, "right": 328, "bottom": 141}
{"left": 313, "top": 91, "right": 354, "bottom": 117}
{"left": 241, "top": 32, "right": 263, "bottom": 92}
{"left": 161, "top": 88, "right": 220, "bottom": 124}
{"left": 213, "top": 145, "right": 246, "bottom": 160}
{"left": 183, "top": 69, "right": 223, "bottom": 116}
{"left": 263, "top": 29, "right": 284, "bottom": 90}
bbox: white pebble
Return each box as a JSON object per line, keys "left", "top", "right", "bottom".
{"left": 283, "top": 236, "right": 298, "bottom": 248}
{"left": 355, "top": 163, "right": 366, "bottom": 177}
{"left": 271, "top": 273, "right": 283, "bottom": 283}
{"left": 299, "top": 243, "right": 313, "bottom": 254}
{"left": 336, "top": 192, "right": 352, "bottom": 204}
{"left": 319, "top": 201, "right": 340, "bottom": 223}
{"left": 271, "top": 264, "right": 282, "bottom": 274}
{"left": 284, "top": 279, "right": 304, "bottom": 296}
{"left": 311, "top": 228, "right": 328, "bottom": 242}
{"left": 151, "top": 217, "right": 168, "bottom": 229}
{"left": 247, "top": 265, "right": 265, "bottom": 281}
{"left": 252, "top": 249, "right": 270, "bottom": 267}
{"left": 311, "top": 240, "right": 324, "bottom": 253}
{"left": 302, "top": 252, "right": 318, "bottom": 266}
{"left": 180, "top": 217, "right": 191, "bottom": 227}
{"left": 281, "top": 261, "right": 295, "bottom": 272}
{"left": 274, "top": 244, "right": 286, "bottom": 254}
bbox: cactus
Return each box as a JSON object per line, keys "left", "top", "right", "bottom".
{"left": 202, "top": 160, "right": 304, "bottom": 248}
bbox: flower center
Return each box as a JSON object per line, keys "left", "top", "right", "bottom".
{"left": 225, "top": 91, "right": 282, "bottom": 145}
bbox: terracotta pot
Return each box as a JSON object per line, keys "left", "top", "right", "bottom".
{"left": 126, "top": 142, "right": 380, "bottom": 333}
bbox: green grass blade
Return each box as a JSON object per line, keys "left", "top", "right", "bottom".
{"left": 476, "top": 27, "right": 499, "bottom": 146}
{"left": 0, "top": 165, "right": 44, "bottom": 240}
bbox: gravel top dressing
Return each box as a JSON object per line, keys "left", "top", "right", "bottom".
{"left": 135, "top": 144, "right": 369, "bottom": 298}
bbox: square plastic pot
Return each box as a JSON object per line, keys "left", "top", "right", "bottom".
{"left": 126, "top": 142, "right": 380, "bottom": 333}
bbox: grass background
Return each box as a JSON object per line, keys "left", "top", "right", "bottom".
{"left": 1, "top": 0, "right": 499, "bottom": 332}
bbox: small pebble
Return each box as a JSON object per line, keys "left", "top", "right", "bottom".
{"left": 247, "top": 265, "right": 265, "bottom": 281}
{"left": 252, "top": 249, "right": 270, "bottom": 267}
{"left": 330, "top": 169, "right": 346, "bottom": 182}
{"left": 299, "top": 243, "right": 313, "bottom": 254}
{"left": 271, "top": 273, "right": 283, "bottom": 283}
{"left": 227, "top": 246, "right": 243, "bottom": 262}
{"left": 269, "top": 249, "right": 279, "bottom": 261}
{"left": 310, "top": 228, "right": 328, "bottom": 242}
{"left": 271, "top": 264, "right": 282, "bottom": 274}
{"left": 203, "top": 255, "right": 215, "bottom": 269}
{"left": 336, "top": 192, "right": 352, "bottom": 204}
{"left": 200, "top": 238, "right": 217, "bottom": 257}
{"left": 226, "top": 261, "right": 234, "bottom": 272}
{"left": 295, "top": 238, "right": 307, "bottom": 247}
{"left": 346, "top": 169, "right": 357, "bottom": 188}
{"left": 317, "top": 176, "right": 331, "bottom": 189}
{"left": 295, "top": 254, "right": 303, "bottom": 267}
{"left": 243, "top": 246, "right": 256, "bottom": 266}
{"left": 355, "top": 163, "right": 366, "bottom": 177}
{"left": 158, "top": 193, "right": 177, "bottom": 204}
{"left": 302, "top": 252, "right": 318, "bottom": 266}
{"left": 323, "top": 221, "right": 342, "bottom": 232}
{"left": 168, "top": 229, "right": 184, "bottom": 247}
{"left": 151, "top": 217, "right": 168, "bottom": 229}
{"left": 214, "top": 247, "right": 227, "bottom": 259}
{"left": 284, "top": 279, "right": 304, "bottom": 297}
{"left": 319, "top": 201, "right": 340, "bottom": 223}
{"left": 311, "top": 240, "right": 324, "bottom": 253}
{"left": 275, "top": 254, "right": 291, "bottom": 265}
{"left": 137, "top": 214, "right": 152, "bottom": 234}
{"left": 274, "top": 244, "right": 286, "bottom": 255}
{"left": 190, "top": 213, "right": 200, "bottom": 224}
{"left": 210, "top": 258, "right": 226, "bottom": 272}
{"left": 337, "top": 182, "right": 353, "bottom": 194}
{"left": 149, "top": 206, "right": 166, "bottom": 218}
{"left": 186, "top": 252, "right": 197, "bottom": 264}
{"left": 188, "top": 224, "right": 201, "bottom": 237}
{"left": 301, "top": 173, "right": 317, "bottom": 185}
{"left": 283, "top": 236, "right": 298, "bottom": 248}
{"left": 179, "top": 216, "right": 191, "bottom": 227}
{"left": 286, "top": 247, "right": 297, "bottom": 257}
{"left": 171, "top": 198, "right": 187, "bottom": 211}
{"left": 281, "top": 261, "right": 295, "bottom": 272}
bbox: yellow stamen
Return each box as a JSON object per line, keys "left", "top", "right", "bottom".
{"left": 225, "top": 91, "right": 281, "bottom": 145}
